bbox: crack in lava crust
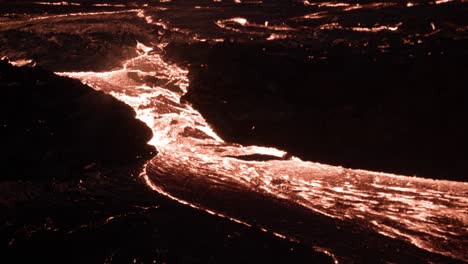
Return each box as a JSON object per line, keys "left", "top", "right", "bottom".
{"left": 59, "top": 42, "right": 467, "bottom": 262}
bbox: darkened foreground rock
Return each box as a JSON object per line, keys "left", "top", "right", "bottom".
{"left": 0, "top": 61, "right": 155, "bottom": 180}
{"left": 0, "top": 166, "right": 333, "bottom": 264}
{"left": 166, "top": 40, "right": 468, "bottom": 181}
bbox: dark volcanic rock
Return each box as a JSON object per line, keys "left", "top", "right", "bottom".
{"left": 0, "top": 174, "right": 333, "bottom": 264}
{"left": 166, "top": 40, "right": 468, "bottom": 181}
{"left": 0, "top": 61, "right": 156, "bottom": 180}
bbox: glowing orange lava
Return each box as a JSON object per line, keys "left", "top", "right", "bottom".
{"left": 59, "top": 40, "right": 467, "bottom": 262}
{"left": 12, "top": 7, "right": 465, "bottom": 262}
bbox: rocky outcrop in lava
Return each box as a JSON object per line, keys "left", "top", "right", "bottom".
{"left": 0, "top": 61, "right": 156, "bottom": 180}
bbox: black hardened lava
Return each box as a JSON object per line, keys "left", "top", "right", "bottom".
{"left": 0, "top": 61, "right": 156, "bottom": 180}
{"left": 166, "top": 40, "right": 468, "bottom": 181}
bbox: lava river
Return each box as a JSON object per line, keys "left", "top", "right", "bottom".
{"left": 5, "top": 3, "right": 464, "bottom": 262}
{"left": 58, "top": 37, "right": 468, "bottom": 262}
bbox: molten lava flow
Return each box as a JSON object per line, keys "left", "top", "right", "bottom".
{"left": 5, "top": 6, "right": 457, "bottom": 262}
{"left": 59, "top": 41, "right": 468, "bottom": 262}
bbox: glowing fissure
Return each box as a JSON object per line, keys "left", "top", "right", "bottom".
{"left": 215, "top": 17, "right": 296, "bottom": 37}
{"left": 319, "top": 22, "right": 402, "bottom": 32}
{"left": 217, "top": 17, "right": 402, "bottom": 37}
{"left": 302, "top": 1, "right": 400, "bottom": 10}
{"left": 33, "top": 1, "right": 81, "bottom": 6}
{"left": 32, "top": 9, "right": 464, "bottom": 262}
{"left": 304, "top": 0, "right": 459, "bottom": 8}
{"left": 92, "top": 4, "right": 127, "bottom": 7}
{"left": 30, "top": 9, "right": 140, "bottom": 21}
